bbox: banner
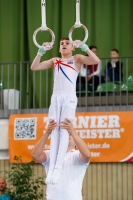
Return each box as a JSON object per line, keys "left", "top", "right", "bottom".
{"left": 8, "top": 112, "right": 133, "bottom": 163}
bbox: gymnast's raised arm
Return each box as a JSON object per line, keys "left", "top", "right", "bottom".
{"left": 30, "top": 42, "right": 57, "bottom": 71}
{"left": 30, "top": 56, "right": 55, "bottom": 71}
{"left": 72, "top": 41, "right": 100, "bottom": 71}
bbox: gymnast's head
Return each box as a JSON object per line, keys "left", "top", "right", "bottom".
{"left": 59, "top": 37, "right": 75, "bottom": 55}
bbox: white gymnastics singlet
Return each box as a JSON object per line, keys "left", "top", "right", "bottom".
{"left": 53, "top": 56, "right": 79, "bottom": 92}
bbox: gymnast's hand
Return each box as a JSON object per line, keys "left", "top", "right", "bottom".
{"left": 72, "top": 40, "right": 89, "bottom": 51}
{"left": 37, "top": 42, "right": 52, "bottom": 56}
{"left": 42, "top": 42, "right": 52, "bottom": 50}
{"left": 72, "top": 40, "right": 81, "bottom": 48}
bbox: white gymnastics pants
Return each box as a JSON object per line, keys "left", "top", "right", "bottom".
{"left": 48, "top": 91, "right": 77, "bottom": 171}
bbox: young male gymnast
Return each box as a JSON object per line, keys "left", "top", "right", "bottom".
{"left": 31, "top": 37, "right": 99, "bottom": 184}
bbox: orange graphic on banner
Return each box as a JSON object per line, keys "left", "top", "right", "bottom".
{"left": 8, "top": 112, "right": 133, "bottom": 163}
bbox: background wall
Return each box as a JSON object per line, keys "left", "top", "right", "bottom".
{"left": 0, "top": 160, "right": 133, "bottom": 200}
{"left": 0, "top": 0, "right": 133, "bottom": 107}
{"left": 0, "top": 0, "right": 133, "bottom": 62}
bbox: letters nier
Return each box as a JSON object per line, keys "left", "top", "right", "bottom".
{"left": 74, "top": 115, "right": 120, "bottom": 128}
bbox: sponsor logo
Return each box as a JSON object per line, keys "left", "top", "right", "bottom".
{"left": 67, "top": 62, "right": 73, "bottom": 64}
{"left": 70, "top": 101, "right": 75, "bottom": 103}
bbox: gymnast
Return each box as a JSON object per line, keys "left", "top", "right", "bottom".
{"left": 31, "top": 37, "right": 99, "bottom": 185}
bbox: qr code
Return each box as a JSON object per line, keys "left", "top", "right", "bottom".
{"left": 14, "top": 118, "right": 37, "bottom": 140}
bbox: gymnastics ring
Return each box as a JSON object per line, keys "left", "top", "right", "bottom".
{"left": 33, "top": 27, "right": 55, "bottom": 51}
{"left": 69, "top": 24, "right": 88, "bottom": 48}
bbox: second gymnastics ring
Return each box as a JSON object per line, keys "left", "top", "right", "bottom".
{"left": 69, "top": 24, "right": 88, "bottom": 48}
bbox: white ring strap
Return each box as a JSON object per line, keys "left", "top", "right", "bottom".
{"left": 41, "top": 0, "right": 47, "bottom": 29}
{"left": 69, "top": 0, "right": 88, "bottom": 48}
{"left": 33, "top": 0, "right": 55, "bottom": 51}
{"left": 75, "top": 0, "right": 81, "bottom": 27}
